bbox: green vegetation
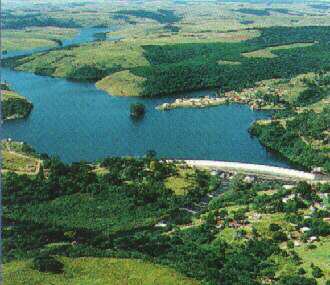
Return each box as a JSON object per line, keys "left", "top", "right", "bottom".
{"left": 3, "top": 153, "right": 329, "bottom": 284}
{"left": 2, "top": 11, "right": 81, "bottom": 29}
{"left": 242, "top": 42, "right": 315, "bottom": 59}
{"left": 2, "top": 3, "right": 330, "bottom": 283}
{"left": 1, "top": 84, "right": 33, "bottom": 120}
{"left": 7, "top": 26, "right": 330, "bottom": 97}
{"left": 250, "top": 72, "right": 330, "bottom": 172}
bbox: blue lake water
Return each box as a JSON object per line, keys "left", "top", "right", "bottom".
{"left": 1, "top": 28, "right": 290, "bottom": 167}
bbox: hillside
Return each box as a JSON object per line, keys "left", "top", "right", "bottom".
{"left": 4, "top": 1, "right": 330, "bottom": 97}
{"left": 2, "top": 152, "right": 330, "bottom": 284}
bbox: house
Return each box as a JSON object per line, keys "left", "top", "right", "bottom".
{"left": 282, "top": 194, "right": 295, "bottom": 203}
{"left": 319, "top": 193, "right": 329, "bottom": 199}
{"left": 210, "top": 170, "right": 218, "bottom": 176}
{"left": 155, "top": 221, "right": 167, "bottom": 228}
{"left": 253, "top": 213, "right": 262, "bottom": 220}
{"left": 309, "top": 236, "right": 318, "bottom": 243}
{"left": 294, "top": 240, "right": 301, "bottom": 247}
{"left": 300, "top": 227, "right": 311, "bottom": 233}
{"left": 309, "top": 205, "right": 316, "bottom": 212}
{"left": 312, "top": 167, "right": 324, "bottom": 175}
{"left": 244, "top": 176, "right": 255, "bottom": 184}
{"left": 283, "top": 185, "right": 295, "bottom": 190}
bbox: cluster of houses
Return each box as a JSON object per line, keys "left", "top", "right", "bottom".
{"left": 221, "top": 84, "right": 286, "bottom": 110}
{"left": 156, "top": 81, "right": 288, "bottom": 111}
{"left": 282, "top": 190, "right": 330, "bottom": 244}
{"left": 156, "top": 96, "right": 228, "bottom": 111}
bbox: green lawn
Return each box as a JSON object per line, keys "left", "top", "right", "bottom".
{"left": 3, "top": 257, "right": 200, "bottom": 285}
{"left": 165, "top": 168, "right": 196, "bottom": 195}
{"left": 295, "top": 237, "right": 330, "bottom": 284}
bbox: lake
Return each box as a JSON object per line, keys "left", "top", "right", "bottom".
{"left": 1, "top": 28, "right": 290, "bottom": 167}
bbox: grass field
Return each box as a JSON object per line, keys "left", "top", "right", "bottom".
{"left": 3, "top": 257, "right": 200, "bottom": 285}
{"left": 165, "top": 167, "right": 197, "bottom": 195}
{"left": 2, "top": 27, "right": 77, "bottom": 51}
{"left": 242, "top": 42, "right": 315, "bottom": 58}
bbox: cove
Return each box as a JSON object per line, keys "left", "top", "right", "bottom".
{"left": 1, "top": 28, "right": 290, "bottom": 167}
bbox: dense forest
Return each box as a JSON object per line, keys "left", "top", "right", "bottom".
{"left": 114, "top": 9, "right": 182, "bottom": 24}
{"left": 250, "top": 107, "right": 330, "bottom": 172}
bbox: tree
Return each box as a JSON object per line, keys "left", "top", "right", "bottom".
{"left": 311, "top": 264, "right": 323, "bottom": 278}
{"left": 269, "top": 223, "right": 282, "bottom": 232}
{"left": 130, "top": 103, "right": 146, "bottom": 119}
{"left": 32, "top": 254, "right": 64, "bottom": 274}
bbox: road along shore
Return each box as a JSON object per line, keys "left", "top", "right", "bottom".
{"left": 176, "top": 160, "right": 329, "bottom": 183}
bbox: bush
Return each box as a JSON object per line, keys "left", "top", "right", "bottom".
{"left": 269, "top": 223, "right": 282, "bottom": 232}
{"left": 311, "top": 264, "right": 323, "bottom": 278}
{"left": 272, "top": 231, "right": 287, "bottom": 242}
{"left": 298, "top": 267, "right": 306, "bottom": 275}
{"left": 32, "top": 254, "right": 64, "bottom": 274}
{"left": 130, "top": 103, "right": 146, "bottom": 119}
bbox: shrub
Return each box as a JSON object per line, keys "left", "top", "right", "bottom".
{"left": 298, "top": 267, "right": 306, "bottom": 275}
{"left": 32, "top": 254, "right": 64, "bottom": 274}
{"left": 287, "top": 240, "right": 294, "bottom": 249}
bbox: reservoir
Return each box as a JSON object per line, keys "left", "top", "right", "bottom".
{"left": 1, "top": 28, "right": 289, "bottom": 166}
